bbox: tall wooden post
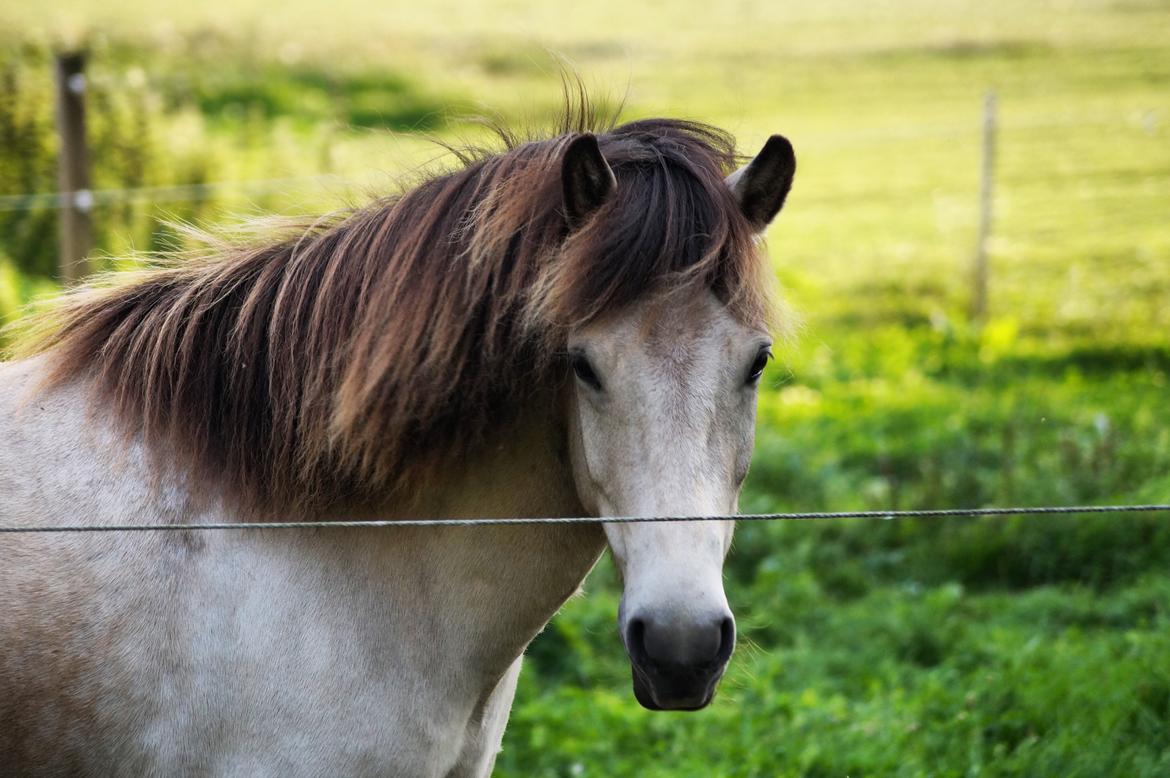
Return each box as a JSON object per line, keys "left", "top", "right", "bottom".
{"left": 54, "top": 51, "right": 93, "bottom": 284}
{"left": 970, "top": 91, "right": 997, "bottom": 322}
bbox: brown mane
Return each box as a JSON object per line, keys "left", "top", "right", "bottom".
{"left": 19, "top": 104, "right": 774, "bottom": 516}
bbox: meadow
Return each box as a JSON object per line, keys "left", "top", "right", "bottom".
{"left": 2, "top": 0, "right": 1169, "bottom": 774}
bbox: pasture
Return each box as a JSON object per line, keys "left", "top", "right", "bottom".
{"left": 2, "top": 0, "right": 1169, "bottom": 774}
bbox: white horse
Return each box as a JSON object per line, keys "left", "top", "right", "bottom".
{"left": 0, "top": 112, "right": 795, "bottom": 776}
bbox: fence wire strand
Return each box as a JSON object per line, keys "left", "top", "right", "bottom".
{"left": 1, "top": 504, "right": 1168, "bottom": 534}
{"left": 0, "top": 174, "right": 359, "bottom": 213}
{"left": 0, "top": 110, "right": 1159, "bottom": 213}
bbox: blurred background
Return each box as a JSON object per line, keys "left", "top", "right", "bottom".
{"left": 2, "top": 0, "right": 1169, "bottom": 774}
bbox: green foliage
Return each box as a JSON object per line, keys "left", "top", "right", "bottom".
{"left": 0, "top": 252, "right": 55, "bottom": 341}
{"left": 191, "top": 67, "right": 454, "bottom": 131}
{"left": 0, "top": 30, "right": 462, "bottom": 280}
{"left": 2, "top": 0, "right": 1169, "bottom": 774}
{"left": 505, "top": 570, "right": 1170, "bottom": 777}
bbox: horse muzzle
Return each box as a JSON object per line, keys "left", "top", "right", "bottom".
{"left": 623, "top": 611, "right": 736, "bottom": 711}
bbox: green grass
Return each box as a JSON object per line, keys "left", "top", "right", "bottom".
{"left": 506, "top": 565, "right": 1170, "bottom": 777}
{"left": 2, "top": 0, "right": 1169, "bottom": 774}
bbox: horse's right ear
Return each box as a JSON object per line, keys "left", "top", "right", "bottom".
{"left": 562, "top": 133, "right": 616, "bottom": 228}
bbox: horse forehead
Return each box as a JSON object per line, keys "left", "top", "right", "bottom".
{"left": 589, "top": 297, "right": 742, "bottom": 419}
{"left": 605, "top": 295, "right": 740, "bottom": 364}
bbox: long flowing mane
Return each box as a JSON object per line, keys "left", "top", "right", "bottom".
{"left": 17, "top": 102, "right": 774, "bottom": 516}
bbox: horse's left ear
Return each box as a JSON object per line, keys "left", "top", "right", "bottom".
{"left": 562, "top": 133, "right": 617, "bottom": 228}
{"left": 726, "top": 135, "right": 796, "bottom": 232}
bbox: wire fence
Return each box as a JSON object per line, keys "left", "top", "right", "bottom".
{"left": 2, "top": 64, "right": 1165, "bottom": 538}
{"left": 3, "top": 503, "right": 1168, "bottom": 533}
{"left": 0, "top": 110, "right": 1160, "bottom": 215}
{"left": 0, "top": 173, "right": 361, "bottom": 213}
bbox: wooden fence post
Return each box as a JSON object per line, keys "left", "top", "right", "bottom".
{"left": 970, "top": 90, "right": 997, "bottom": 322}
{"left": 54, "top": 51, "right": 93, "bottom": 285}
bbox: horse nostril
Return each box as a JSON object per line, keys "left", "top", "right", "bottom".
{"left": 716, "top": 615, "right": 736, "bottom": 664}
{"left": 629, "top": 613, "right": 733, "bottom": 668}
{"left": 626, "top": 617, "right": 650, "bottom": 665}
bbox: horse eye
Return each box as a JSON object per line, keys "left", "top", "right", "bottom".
{"left": 570, "top": 352, "right": 603, "bottom": 391}
{"left": 746, "top": 349, "right": 771, "bottom": 385}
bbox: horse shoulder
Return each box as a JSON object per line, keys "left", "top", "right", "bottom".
{"left": 0, "top": 357, "right": 196, "bottom": 772}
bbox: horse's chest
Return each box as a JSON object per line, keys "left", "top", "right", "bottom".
{"left": 154, "top": 542, "right": 499, "bottom": 774}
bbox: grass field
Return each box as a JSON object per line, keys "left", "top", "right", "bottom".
{"left": 2, "top": 0, "right": 1169, "bottom": 774}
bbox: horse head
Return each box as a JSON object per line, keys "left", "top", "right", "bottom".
{"left": 559, "top": 131, "right": 795, "bottom": 710}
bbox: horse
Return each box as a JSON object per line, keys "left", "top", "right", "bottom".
{"left": 0, "top": 105, "right": 796, "bottom": 776}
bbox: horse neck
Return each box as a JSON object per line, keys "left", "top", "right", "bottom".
{"left": 357, "top": 387, "right": 607, "bottom": 674}
{"left": 400, "top": 388, "right": 586, "bottom": 522}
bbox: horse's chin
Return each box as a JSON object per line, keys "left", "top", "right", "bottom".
{"left": 630, "top": 665, "right": 721, "bottom": 712}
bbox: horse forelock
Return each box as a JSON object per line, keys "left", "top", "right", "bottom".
{"left": 18, "top": 108, "right": 775, "bottom": 517}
